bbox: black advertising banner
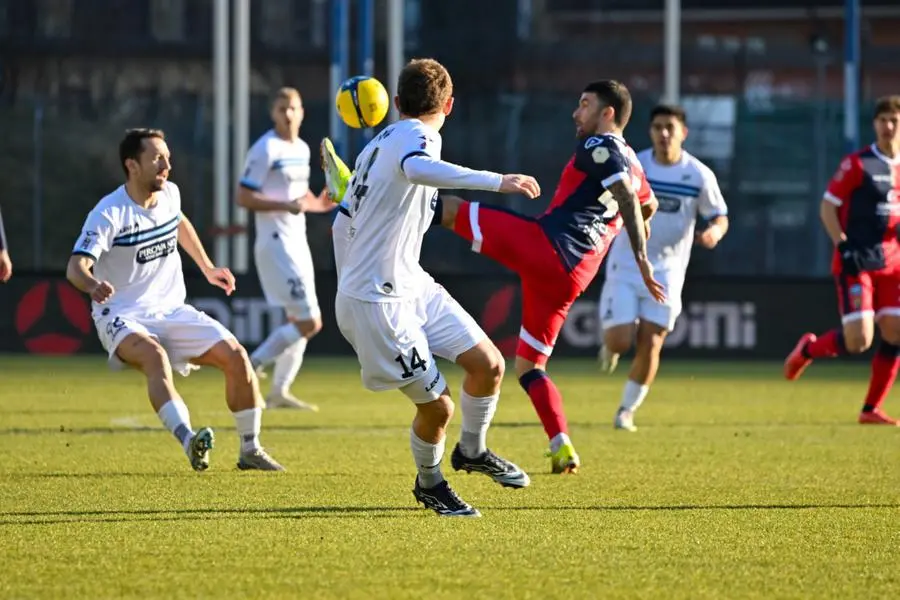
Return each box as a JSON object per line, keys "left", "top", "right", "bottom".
{"left": 0, "top": 273, "right": 845, "bottom": 360}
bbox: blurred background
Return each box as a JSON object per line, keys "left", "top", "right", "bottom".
{"left": 1, "top": 0, "right": 897, "bottom": 359}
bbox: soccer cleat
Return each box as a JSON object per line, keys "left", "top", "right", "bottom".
{"left": 547, "top": 441, "right": 580, "bottom": 474}
{"left": 614, "top": 407, "right": 638, "bottom": 432}
{"left": 188, "top": 427, "right": 215, "bottom": 472}
{"left": 598, "top": 344, "right": 620, "bottom": 374}
{"left": 858, "top": 409, "right": 900, "bottom": 425}
{"left": 784, "top": 333, "right": 816, "bottom": 380}
{"left": 265, "top": 391, "right": 319, "bottom": 412}
{"left": 254, "top": 364, "right": 268, "bottom": 380}
{"left": 320, "top": 137, "right": 352, "bottom": 204}
{"left": 237, "top": 448, "right": 286, "bottom": 471}
{"left": 412, "top": 478, "right": 481, "bottom": 517}
{"left": 449, "top": 443, "right": 530, "bottom": 489}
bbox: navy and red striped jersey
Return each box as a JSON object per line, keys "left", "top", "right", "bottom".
{"left": 537, "top": 133, "right": 652, "bottom": 287}
{"left": 825, "top": 144, "right": 900, "bottom": 275}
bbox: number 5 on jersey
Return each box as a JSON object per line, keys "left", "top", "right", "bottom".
{"left": 395, "top": 347, "right": 427, "bottom": 379}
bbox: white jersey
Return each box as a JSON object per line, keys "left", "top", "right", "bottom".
{"left": 72, "top": 182, "right": 186, "bottom": 318}
{"left": 337, "top": 119, "right": 442, "bottom": 302}
{"left": 606, "top": 148, "right": 727, "bottom": 282}
{"left": 239, "top": 129, "right": 311, "bottom": 242}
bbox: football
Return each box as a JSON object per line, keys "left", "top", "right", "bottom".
{"left": 335, "top": 75, "right": 390, "bottom": 129}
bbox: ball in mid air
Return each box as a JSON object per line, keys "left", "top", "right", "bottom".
{"left": 336, "top": 76, "right": 390, "bottom": 129}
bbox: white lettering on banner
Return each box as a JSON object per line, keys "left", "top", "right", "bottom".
{"left": 191, "top": 297, "right": 285, "bottom": 345}
{"left": 562, "top": 300, "right": 757, "bottom": 350}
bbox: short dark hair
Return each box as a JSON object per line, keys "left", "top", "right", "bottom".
{"left": 397, "top": 58, "right": 453, "bottom": 118}
{"left": 650, "top": 103, "right": 688, "bottom": 125}
{"left": 583, "top": 80, "right": 633, "bottom": 128}
{"left": 874, "top": 95, "right": 900, "bottom": 118}
{"left": 271, "top": 87, "right": 301, "bottom": 106}
{"left": 119, "top": 128, "right": 165, "bottom": 176}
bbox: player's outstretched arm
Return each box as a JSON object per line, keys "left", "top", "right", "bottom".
{"left": 177, "top": 213, "right": 236, "bottom": 295}
{"left": 607, "top": 178, "right": 666, "bottom": 302}
{"left": 403, "top": 155, "right": 540, "bottom": 198}
{"left": 66, "top": 255, "right": 114, "bottom": 303}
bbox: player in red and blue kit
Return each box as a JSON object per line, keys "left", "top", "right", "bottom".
{"left": 785, "top": 95, "right": 900, "bottom": 425}
{"left": 440, "top": 80, "right": 665, "bottom": 472}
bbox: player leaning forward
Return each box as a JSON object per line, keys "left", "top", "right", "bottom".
{"left": 335, "top": 58, "right": 540, "bottom": 517}
{"left": 67, "top": 128, "right": 284, "bottom": 472}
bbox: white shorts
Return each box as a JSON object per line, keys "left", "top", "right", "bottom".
{"left": 599, "top": 275, "right": 684, "bottom": 332}
{"left": 94, "top": 304, "right": 236, "bottom": 376}
{"left": 335, "top": 281, "right": 487, "bottom": 400}
{"left": 255, "top": 235, "right": 321, "bottom": 321}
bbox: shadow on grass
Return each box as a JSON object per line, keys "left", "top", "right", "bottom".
{"left": 0, "top": 506, "right": 422, "bottom": 526}
{"left": 0, "top": 420, "right": 870, "bottom": 437}
{"left": 2, "top": 501, "right": 897, "bottom": 526}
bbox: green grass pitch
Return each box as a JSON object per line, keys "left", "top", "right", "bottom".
{"left": 1, "top": 355, "right": 899, "bottom": 599}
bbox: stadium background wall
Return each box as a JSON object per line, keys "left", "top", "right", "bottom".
{"left": 0, "top": 273, "right": 860, "bottom": 361}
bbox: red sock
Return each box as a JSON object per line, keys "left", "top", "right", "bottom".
{"left": 519, "top": 369, "right": 568, "bottom": 440}
{"left": 803, "top": 329, "right": 847, "bottom": 359}
{"left": 863, "top": 342, "right": 900, "bottom": 413}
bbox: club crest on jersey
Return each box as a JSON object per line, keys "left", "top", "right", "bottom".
{"left": 136, "top": 236, "right": 177, "bottom": 264}
{"left": 80, "top": 231, "right": 97, "bottom": 250}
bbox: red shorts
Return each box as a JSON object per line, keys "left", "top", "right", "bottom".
{"left": 454, "top": 201, "right": 584, "bottom": 365}
{"left": 835, "top": 270, "right": 900, "bottom": 324}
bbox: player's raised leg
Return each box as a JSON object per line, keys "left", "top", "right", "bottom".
{"left": 113, "top": 331, "right": 215, "bottom": 472}
{"left": 320, "top": 137, "right": 351, "bottom": 203}
{"left": 192, "top": 338, "right": 285, "bottom": 470}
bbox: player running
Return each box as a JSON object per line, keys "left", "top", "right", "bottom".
{"left": 336, "top": 58, "right": 538, "bottom": 517}
{"left": 238, "top": 87, "right": 333, "bottom": 411}
{"left": 67, "top": 128, "right": 284, "bottom": 471}
{"left": 438, "top": 80, "right": 665, "bottom": 473}
{"left": 599, "top": 104, "right": 728, "bottom": 431}
{"left": 785, "top": 96, "right": 900, "bottom": 425}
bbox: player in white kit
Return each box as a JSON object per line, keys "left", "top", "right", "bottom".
{"left": 238, "top": 88, "right": 333, "bottom": 411}
{"left": 598, "top": 104, "right": 729, "bottom": 431}
{"left": 336, "top": 59, "right": 540, "bottom": 517}
{"left": 66, "top": 128, "right": 284, "bottom": 472}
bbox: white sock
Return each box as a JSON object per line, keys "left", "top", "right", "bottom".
{"left": 233, "top": 408, "right": 262, "bottom": 453}
{"left": 410, "top": 429, "right": 445, "bottom": 488}
{"left": 157, "top": 398, "right": 195, "bottom": 455}
{"left": 549, "top": 432, "right": 571, "bottom": 453}
{"left": 620, "top": 379, "right": 650, "bottom": 413}
{"left": 272, "top": 337, "right": 307, "bottom": 395}
{"left": 250, "top": 323, "right": 302, "bottom": 368}
{"left": 459, "top": 390, "right": 498, "bottom": 458}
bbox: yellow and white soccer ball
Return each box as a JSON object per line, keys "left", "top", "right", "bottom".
{"left": 335, "top": 76, "right": 390, "bottom": 129}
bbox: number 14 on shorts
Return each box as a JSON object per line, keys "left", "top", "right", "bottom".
{"left": 395, "top": 347, "right": 427, "bottom": 379}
